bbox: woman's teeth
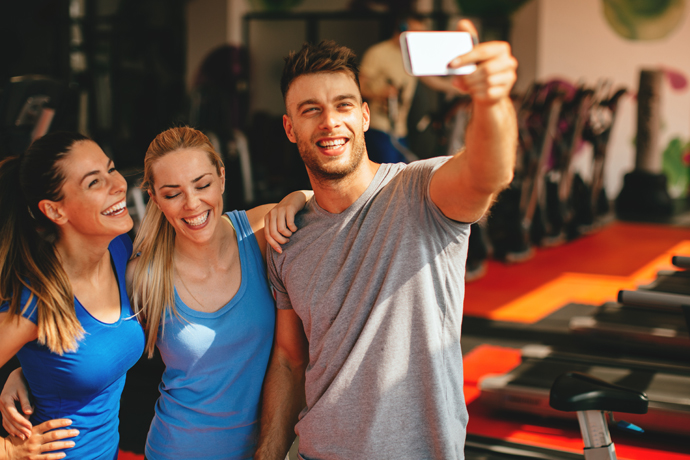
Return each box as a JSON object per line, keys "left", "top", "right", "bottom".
{"left": 102, "top": 201, "right": 126, "bottom": 216}
{"left": 183, "top": 211, "right": 209, "bottom": 227}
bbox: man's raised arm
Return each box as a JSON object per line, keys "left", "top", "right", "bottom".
{"left": 254, "top": 309, "right": 309, "bottom": 460}
{"left": 429, "top": 19, "right": 518, "bottom": 223}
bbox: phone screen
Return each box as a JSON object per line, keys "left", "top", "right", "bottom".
{"left": 400, "top": 31, "right": 476, "bottom": 76}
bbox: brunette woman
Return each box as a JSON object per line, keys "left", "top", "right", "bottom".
{"left": 0, "top": 132, "right": 145, "bottom": 459}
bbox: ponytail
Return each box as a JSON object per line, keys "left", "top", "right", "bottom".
{"left": 131, "top": 200, "right": 176, "bottom": 358}
{"left": 0, "top": 156, "right": 33, "bottom": 310}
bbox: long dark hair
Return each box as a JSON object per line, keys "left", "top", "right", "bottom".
{"left": 0, "top": 131, "right": 90, "bottom": 354}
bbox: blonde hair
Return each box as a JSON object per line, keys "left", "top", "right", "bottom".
{"left": 131, "top": 126, "right": 224, "bottom": 357}
{"left": 0, "top": 132, "right": 91, "bottom": 354}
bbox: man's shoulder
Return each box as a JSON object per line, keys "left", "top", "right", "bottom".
{"left": 384, "top": 157, "right": 451, "bottom": 182}
{"left": 371, "top": 158, "right": 456, "bottom": 218}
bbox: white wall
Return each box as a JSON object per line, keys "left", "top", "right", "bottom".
{"left": 536, "top": 0, "right": 690, "bottom": 197}
{"left": 510, "top": 0, "right": 539, "bottom": 94}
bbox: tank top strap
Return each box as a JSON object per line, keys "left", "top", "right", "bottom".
{"left": 225, "top": 210, "right": 263, "bottom": 269}
{"left": 225, "top": 210, "right": 251, "bottom": 241}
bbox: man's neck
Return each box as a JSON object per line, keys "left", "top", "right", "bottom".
{"left": 309, "top": 160, "right": 381, "bottom": 214}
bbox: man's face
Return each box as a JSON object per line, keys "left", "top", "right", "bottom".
{"left": 283, "top": 71, "right": 370, "bottom": 183}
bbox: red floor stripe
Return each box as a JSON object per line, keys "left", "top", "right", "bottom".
{"left": 118, "top": 450, "right": 143, "bottom": 460}
{"left": 465, "top": 222, "right": 690, "bottom": 318}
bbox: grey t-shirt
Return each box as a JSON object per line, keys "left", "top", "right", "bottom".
{"left": 268, "top": 157, "right": 471, "bottom": 460}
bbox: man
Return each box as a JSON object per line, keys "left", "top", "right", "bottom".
{"left": 257, "top": 20, "right": 517, "bottom": 460}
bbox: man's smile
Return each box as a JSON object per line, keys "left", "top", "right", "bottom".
{"left": 316, "top": 137, "right": 350, "bottom": 155}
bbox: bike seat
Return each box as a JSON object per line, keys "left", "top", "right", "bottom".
{"left": 549, "top": 372, "right": 648, "bottom": 414}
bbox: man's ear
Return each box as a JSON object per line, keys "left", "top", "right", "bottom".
{"left": 362, "top": 101, "right": 371, "bottom": 132}
{"left": 38, "top": 200, "right": 67, "bottom": 225}
{"left": 283, "top": 114, "right": 297, "bottom": 144}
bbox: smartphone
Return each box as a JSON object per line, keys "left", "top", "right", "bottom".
{"left": 400, "top": 31, "right": 476, "bottom": 77}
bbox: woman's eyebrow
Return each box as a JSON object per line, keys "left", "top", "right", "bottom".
{"left": 80, "top": 159, "right": 113, "bottom": 184}
{"left": 158, "top": 173, "right": 211, "bottom": 190}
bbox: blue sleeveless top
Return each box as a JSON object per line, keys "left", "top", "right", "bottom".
{"left": 0, "top": 234, "right": 145, "bottom": 460}
{"left": 145, "top": 211, "right": 276, "bottom": 460}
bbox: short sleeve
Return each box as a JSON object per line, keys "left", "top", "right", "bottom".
{"left": 397, "top": 157, "right": 472, "bottom": 227}
{"left": 267, "top": 250, "right": 293, "bottom": 311}
{"left": 0, "top": 287, "right": 40, "bottom": 324}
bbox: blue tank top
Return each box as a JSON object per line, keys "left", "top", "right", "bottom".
{"left": 0, "top": 234, "right": 145, "bottom": 460}
{"left": 145, "top": 211, "right": 276, "bottom": 460}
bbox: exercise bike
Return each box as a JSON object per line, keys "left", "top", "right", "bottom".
{"left": 550, "top": 372, "right": 648, "bottom": 460}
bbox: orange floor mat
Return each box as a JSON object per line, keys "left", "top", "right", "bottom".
{"left": 463, "top": 345, "right": 690, "bottom": 459}
{"left": 465, "top": 222, "right": 690, "bottom": 322}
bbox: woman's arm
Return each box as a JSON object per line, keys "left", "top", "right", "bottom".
{"left": 263, "top": 190, "right": 314, "bottom": 255}
{"left": 246, "top": 190, "right": 314, "bottom": 258}
{"left": 0, "top": 311, "right": 38, "bottom": 439}
{"left": 0, "top": 313, "right": 36, "bottom": 371}
{"left": 0, "top": 315, "right": 78, "bottom": 458}
{"left": 0, "top": 369, "right": 32, "bottom": 439}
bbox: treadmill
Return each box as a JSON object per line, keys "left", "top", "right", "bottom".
{"left": 478, "top": 344, "right": 690, "bottom": 437}
{"left": 569, "top": 255, "right": 690, "bottom": 356}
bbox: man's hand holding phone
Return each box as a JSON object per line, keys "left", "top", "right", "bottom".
{"left": 400, "top": 20, "right": 517, "bottom": 105}
{"left": 448, "top": 19, "right": 518, "bottom": 105}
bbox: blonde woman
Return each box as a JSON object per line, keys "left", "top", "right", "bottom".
{"left": 0, "top": 132, "right": 145, "bottom": 459}
{"left": 129, "top": 126, "right": 310, "bottom": 460}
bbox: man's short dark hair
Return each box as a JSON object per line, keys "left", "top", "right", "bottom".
{"left": 281, "top": 40, "right": 360, "bottom": 101}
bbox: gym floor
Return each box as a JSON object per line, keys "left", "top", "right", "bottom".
{"left": 459, "top": 219, "right": 690, "bottom": 459}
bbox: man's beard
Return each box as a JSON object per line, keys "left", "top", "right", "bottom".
{"left": 296, "top": 131, "right": 366, "bottom": 184}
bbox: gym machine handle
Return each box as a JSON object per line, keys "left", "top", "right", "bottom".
{"left": 672, "top": 255, "right": 690, "bottom": 269}
{"left": 618, "top": 289, "right": 690, "bottom": 310}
